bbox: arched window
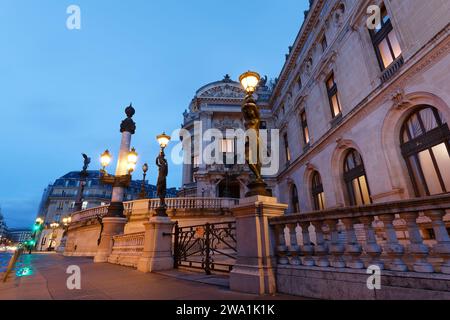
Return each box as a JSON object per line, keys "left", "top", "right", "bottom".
{"left": 311, "top": 171, "right": 325, "bottom": 210}
{"left": 291, "top": 184, "right": 300, "bottom": 213}
{"left": 344, "top": 149, "right": 372, "bottom": 206}
{"left": 401, "top": 106, "right": 450, "bottom": 196}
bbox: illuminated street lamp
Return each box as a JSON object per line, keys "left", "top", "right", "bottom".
{"left": 155, "top": 132, "right": 170, "bottom": 217}
{"left": 239, "top": 70, "right": 270, "bottom": 197}
{"left": 100, "top": 150, "right": 112, "bottom": 172}
{"left": 138, "top": 163, "right": 149, "bottom": 199}
{"left": 157, "top": 132, "right": 171, "bottom": 150}
{"left": 99, "top": 105, "right": 137, "bottom": 218}
{"left": 127, "top": 148, "right": 138, "bottom": 173}
{"left": 239, "top": 71, "right": 260, "bottom": 94}
{"left": 48, "top": 222, "right": 60, "bottom": 251}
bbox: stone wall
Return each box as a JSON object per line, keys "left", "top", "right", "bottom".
{"left": 277, "top": 265, "right": 450, "bottom": 300}
{"left": 64, "top": 223, "right": 101, "bottom": 257}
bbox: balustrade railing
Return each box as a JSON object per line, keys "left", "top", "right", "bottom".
{"left": 111, "top": 232, "right": 145, "bottom": 257}
{"left": 71, "top": 205, "right": 108, "bottom": 222}
{"left": 270, "top": 194, "right": 450, "bottom": 274}
{"left": 124, "top": 197, "right": 240, "bottom": 216}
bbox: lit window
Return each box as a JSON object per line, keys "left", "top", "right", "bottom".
{"left": 311, "top": 172, "right": 325, "bottom": 211}
{"left": 284, "top": 133, "right": 291, "bottom": 163}
{"left": 81, "top": 201, "right": 88, "bottom": 210}
{"left": 369, "top": 4, "right": 402, "bottom": 70}
{"left": 401, "top": 106, "right": 450, "bottom": 196}
{"left": 344, "top": 149, "right": 372, "bottom": 206}
{"left": 326, "top": 73, "right": 342, "bottom": 118}
{"left": 300, "top": 111, "right": 310, "bottom": 145}
{"left": 220, "top": 139, "right": 234, "bottom": 153}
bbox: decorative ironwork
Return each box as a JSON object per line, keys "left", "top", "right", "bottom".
{"left": 173, "top": 221, "right": 237, "bottom": 275}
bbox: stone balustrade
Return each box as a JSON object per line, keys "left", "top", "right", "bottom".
{"left": 270, "top": 194, "right": 450, "bottom": 274}
{"left": 124, "top": 197, "right": 240, "bottom": 216}
{"left": 108, "top": 232, "right": 145, "bottom": 267}
{"left": 71, "top": 205, "right": 108, "bottom": 222}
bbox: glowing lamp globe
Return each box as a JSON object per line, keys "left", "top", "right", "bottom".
{"left": 239, "top": 71, "right": 260, "bottom": 94}
{"left": 127, "top": 148, "right": 138, "bottom": 173}
{"left": 157, "top": 132, "right": 171, "bottom": 149}
{"left": 100, "top": 150, "right": 112, "bottom": 169}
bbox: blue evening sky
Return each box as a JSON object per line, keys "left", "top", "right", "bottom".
{"left": 0, "top": 0, "right": 308, "bottom": 228}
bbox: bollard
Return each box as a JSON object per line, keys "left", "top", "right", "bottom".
{"left": 2, "top": 249, "right": 22, "bottom": 283}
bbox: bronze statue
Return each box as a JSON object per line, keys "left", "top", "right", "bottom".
{"left": 242, "top": 94, "right": 263, "bottom": 182}
{"left": 156, "top": 150, "right": 168, "bottom": 208}
{"left": 241, "top": 91, "right": 271, "bottom": 197}
{"left": 82, "top": 153, "right": 91, "bottom": 173}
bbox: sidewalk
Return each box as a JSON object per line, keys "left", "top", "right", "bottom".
{"left": 0, "top": 253, "right": 304, "bottom": 300}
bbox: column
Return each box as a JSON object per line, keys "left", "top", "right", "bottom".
{"left": 379, "top": 214, "right": 408, "bottom": 272}
{"left": 299, "top": 222, "right": 315, "bottom": 266}
{"left": 400, "top": 212, "right": 434, "bottom": 273}
{"left": 359, "top": 216, "right": 383, "bottom": 269}
{"left": 426, "top": 210, "right": 450, "bottom": 274}
{"left": 137, "top": 216, "right": 175, "bottom": 273}
{"left": 325, "top": 219, "right": 345, "bottom": 268}
{"left": 311, "top": 221, "right": 329, "bottom": 267}
{"left": 342, "top": 218, "right": 364, "bottom": 269}
{"left": 287, "top": 223, "right": 301, "bottom": 265}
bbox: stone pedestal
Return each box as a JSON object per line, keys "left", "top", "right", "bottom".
{"left": 94, "top": 217, "right": 127, "bottom": 263}
{"left": 137, "top": 216, "right": 175, "bottom": 273}
{"left": 229, "top": 196, "right": 288, "bottom": 295}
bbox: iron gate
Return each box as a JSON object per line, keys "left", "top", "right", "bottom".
{"left": 173, "top": 221, "right": 237, "bottom": 275}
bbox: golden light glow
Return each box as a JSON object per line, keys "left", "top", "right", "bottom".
{"left": 239, "top": 71, "right": 260, "bottom": 94}
{"left": 127, "top": 148, "right": 138, "bottom": 173}
{"left": 50, "top": 222, "right": 60, "bottom": 229}
{"left": 100, "top": 150, "right": 112, "bottom": 169}
{"left": 35, "top": 218, "right": 44, "bottom": 224}
{"left": 157, "top": 132, "right": 171, "bottom": 149}
{"left": 62, "top": 217, "right": 72, "bottom": 225}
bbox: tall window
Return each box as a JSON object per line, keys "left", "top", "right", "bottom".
{"left": 300, "top": 111, "right": 310, "bottom": 145}
{"left": 284, "top": 133, "right": 291, "bottom": 163}
{"left": 312, "top": 171, "right": 325, "bottom": 210}
{"left": 401, "top": 106, "right": 450, "bottom": 196}
{"left": 344, "top": 149, "right": 372, "bottom": 206}
{"left": 369, "top": 4, "right": 402, "bottom": 70}
{"left": 220, "top": 138, "right": 234, "bottom": 154}
{"left": 326, "top": 73, "right": 342, "bottom": 118}
{"left": 291, "top": 184, "right": 300, "bottom": 213}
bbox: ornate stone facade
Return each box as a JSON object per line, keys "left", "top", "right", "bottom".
{"left": 180, "top": 0, "right": 450, "bottom": 230}
{"left": 179, "top": 75, "right": 274, "bottom": 198}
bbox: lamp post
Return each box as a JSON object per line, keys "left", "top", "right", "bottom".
{"left": 138, "top": 163, "right": 149, "bottom": 199}
{"left": 48, "top": 222, "right": 60, "bottom": 251}
{"left": 94, "top": 105, "right": 137, "bottom": 263}
{"left": 99, "top": 105, "right": 137, "bottom": 217}
{"left": 62, "top": 216, "right": 72, "bottom": 237}
{"left": 239, "top": 71, "right": 271, "bottom": 197}
{"left": 155, "top": 132, "right": 171, "bottom": 217}
{"left": 74, "top": 154, "right": 91, "bottom": 212}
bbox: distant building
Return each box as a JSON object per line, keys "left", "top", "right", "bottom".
{"left": 0, "top": 209, "right": 8, "bottom": 244}
{"left": 37, "top": 170, "right": 177, "bottom": 224}
{"left": 7, "top": 229, "right": 32, "bottom": 244}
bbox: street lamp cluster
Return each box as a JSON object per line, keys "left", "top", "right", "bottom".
{"left": 97, "top": 105, "right": 172, "bottom": 218}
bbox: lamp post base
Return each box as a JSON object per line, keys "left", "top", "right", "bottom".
{"left": 106, "top": 202, "right": 125, "bottom": 218}
{"left": 154, "top": 206, "right": 168, "bottom": 218}
{"left": 245, "top": 180, "right": 271, "bottom": 197}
